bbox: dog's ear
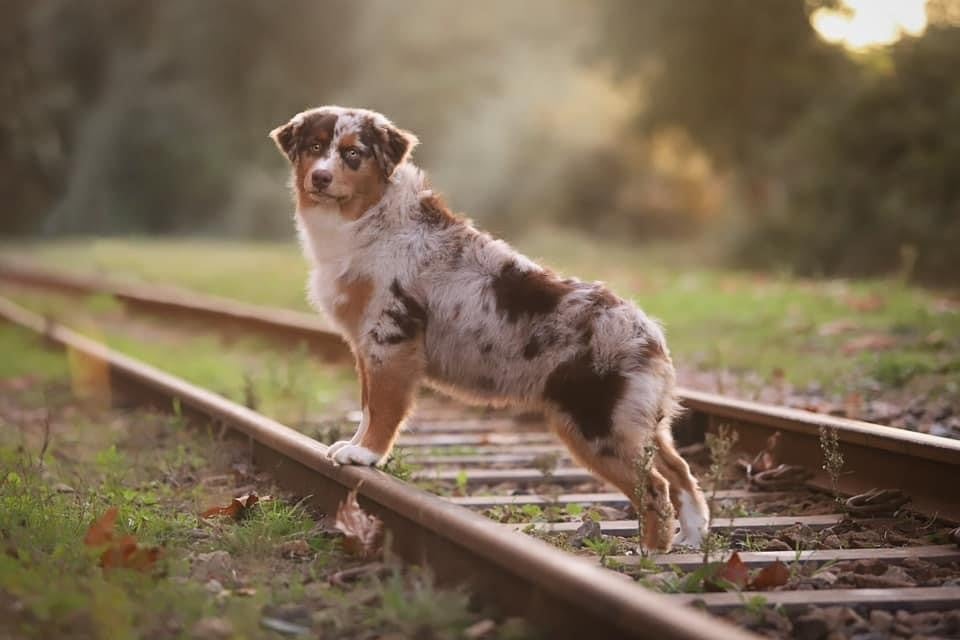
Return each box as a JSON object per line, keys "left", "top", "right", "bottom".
{"left": 368, "top": 122, "right": 419, "bottom": 179}
{"left": 269, "top": 116, "right": 302, "bottom": 162}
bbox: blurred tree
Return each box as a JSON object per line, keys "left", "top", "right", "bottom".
{"left": 746, "top": 22, "right": 960, "bottom": 281}
{"left": 1, "top": 0, "right": 357, "bottom": 236}
{"left": 596, "top": 0, "right": 959, "bottom": 281}
{"left": 598, "top": 0, "right": 851, "bottom": 174}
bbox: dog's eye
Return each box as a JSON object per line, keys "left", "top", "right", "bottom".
{"left": 344, "top": 148, "right": 360, "bottom": 160}
{"left": 310, "top": 143, "right": 323, "bottom": 153}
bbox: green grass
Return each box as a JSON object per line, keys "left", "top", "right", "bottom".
{"left": 5, "top": 233, "right": 960, "bottom": 394}
{"left": 1, "top": 289, "right": 357, "bottom": 429}
{"left": 0, "top": 326, "right": 537, "bottom": 639}
{"left": 0, "top": 325, "right": 70, "bottom": 380}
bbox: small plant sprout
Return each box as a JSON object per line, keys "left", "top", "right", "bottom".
{"left": 242, "top": 371, "right": 258, "bottom": 410}
{"left": 633, "top": 438, "right": 658, "bottom": 556}
{"left": 454, "top": 470, "right": 469, "bottom": 496}
{"left": 532, "top": 451, "right": 560, "bottom": 481}
{"left": 382, "top": 447, "right": 417, "bottom": 482}
{"left": 819, "top": 426, "right": 845, "bottom": 505}
{"left": 583, "top": 536, "right": 617, "bottom": 561}
{"left": 702, "top": 424, "right": 739, "bottom": 563}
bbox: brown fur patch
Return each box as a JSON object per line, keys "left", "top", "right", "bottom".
{"left": 337, "top": 160, "right": 387, "bottom": 220}
{"left": 292, "top": 112, "right": 338, "bottom": 210}
{"left": 333, "top": 275, "right": 374, "bottom": 338}
{"left": 491, "top": 261, "right": 574, "bottom": 323}
{"left": 371, "top": 280, "right": 428, "bottom": 345}
{"left": 417, "top": 194, "right": 459, "bottom": 228}
{"left": 359, "top": 349, "right": 421, "bottom": 455}
{"left": 543, "top": 351, "right": 626, "bottom": 440}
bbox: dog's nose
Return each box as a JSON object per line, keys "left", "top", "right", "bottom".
{"left": 311, "top": 169, "right": 333, "bottom": 190}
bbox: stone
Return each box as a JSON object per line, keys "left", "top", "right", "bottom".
{"left": 570, "top": 519, "right": 602, "bottom": 548}
{"left": 868, "top": 609, "right": 893, "bottom": 632}
{"left": 191, "top": 550, "right": 235, "bottom": 583}
{"left": 277, "top": 539, "right": 312, "bottom": 559}
{"left": 794, "top": 612, "right": 830, "bottom": 640}
{"left": 203, "top": 579, "right": 223, "bottom": 594}
{"left": 464, "top": 619, "right": 497, "bottom": 639}
{"left": 190, "top": 617, "right": 233, "bottom": 640}
{"left": 820, "top": 535, "right": 842, "bottom": 549}
{"left": 762, "top": 539, "right": 793, "bottom": 551}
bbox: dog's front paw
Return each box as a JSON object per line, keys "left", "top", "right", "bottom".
{"left": 330, "top": 444, "right": 383, "bottom": 467}
{"left": 327, "top": 440, "right": 354, "bottom": 457}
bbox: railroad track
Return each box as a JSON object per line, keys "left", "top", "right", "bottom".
{"left": 2, "top": 263, "right": 960, "bottom": 639}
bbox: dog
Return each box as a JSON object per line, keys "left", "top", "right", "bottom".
{"left": 269, "top": 106, "right": 709, "bottom": 550}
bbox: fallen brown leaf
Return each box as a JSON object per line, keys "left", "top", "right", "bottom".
{"left": 334, "top": 489, "right": 383, "bottom": 559}
{"left": 841, "top": 333, "right": 896, "bottom": 355}
{"left": 84, "top": 507, "right": 162, "bottom": 572}
{"left": 817, "top": 319, "right": 861, "bottom": 336}
{"left": 750, "top": 432, "right": 781, "bottom": 475}
{"left": 201, "top": 492, "right": 271, "bottom": 520}
{"left": 844, "top": 293, "right": 885, "bottom": 313}
{"left": 709, "top": 552, "right": 749, "bottom": 591}
{"left": 750, "top": 560, "right": 790, "bottom": 590}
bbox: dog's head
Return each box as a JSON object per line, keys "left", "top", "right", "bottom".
{"left": 269, "top": 106, "right": 419, "bottom": 218}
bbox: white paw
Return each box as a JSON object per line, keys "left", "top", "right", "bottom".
{"left": 327, "top": 440, "right": 354, "bottom": 457}
{"left": 331, "top": 444, "right": 383, "bottom": 466}
{"left": 673, "top": 528, "right": 706, "bottom": 549}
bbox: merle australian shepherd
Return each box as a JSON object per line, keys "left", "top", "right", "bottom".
{"left": 269, "top": 106, "right": 708, "bottom": 550}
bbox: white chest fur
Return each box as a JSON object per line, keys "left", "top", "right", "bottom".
{"left": 296, "top": 207, "right": 355, "bottom": 318}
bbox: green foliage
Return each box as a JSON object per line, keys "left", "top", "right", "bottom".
{"left": 0, "top": 326, "right": 68, "bottom": 380}
{"left": 739, "top": 23, "right": 960, "bottom": 282}
{"left": 220, "top": 499, "right": 314, "bottom": 556}
{"left": 600, "top": 0, "right": 850, "bottom": 170}
{"left": 582, "top": 536, "right": 618, "bottom": 559}
{"left": 382, "top": 447, "right": 419, "bottom": 482}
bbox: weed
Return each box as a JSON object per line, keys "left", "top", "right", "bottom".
{"left": 702, "top": 425, "right": 739, "bottom": 563}
{"left": 454, "top": 470, "right": 469, "bottom": 495}
{"left": 633, "top": 439, "right": 658, "bottom": 555}
{"left": 220, "top": 499, "right": 314, "bottom": 556}
{"left": 583, "top": 536, "right": 618, "bottom": 560}
{"left": 382, "top": 447, "right": 418, "bottom": 482}
{"left": 818, "top": 426, "right": 845, "bottom": 505}
{"left": 740, "top": 594, "right": 771, "bottom": 620}
{"left": 532, "top": 452, "right": 560, "bottom": 480}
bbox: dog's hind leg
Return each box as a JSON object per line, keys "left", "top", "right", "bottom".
{"left": 654, "top": 429, "right": 710, "bottom": 548}
{"left": 548, "top": 416, "right": 675, "bottom": 551}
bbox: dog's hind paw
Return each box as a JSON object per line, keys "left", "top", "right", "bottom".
{"left": 673, "top": 529, "right": 706, "bottom": 549}
{"left": 330, "top": 444, "right": 382, "bottom": 467}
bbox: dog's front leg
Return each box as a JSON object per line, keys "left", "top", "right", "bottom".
{"left": 327, "top": 357, "right": 369, "bottom": 458}
{"left": 327, "top": 345, "right": 422, "bottom": 466}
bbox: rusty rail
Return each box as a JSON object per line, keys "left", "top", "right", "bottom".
{"left": 0, "top": 295, "right": 754, "bottom": 640}
{"left": 3, "top": 260, "right": 958, "bottom": 521}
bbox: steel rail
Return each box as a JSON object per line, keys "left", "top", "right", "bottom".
{"left": 0, "top": 295, "right": 754, "bottom": 640}
{"left": 3, "top": 261, "right": 958, "bottom": 520}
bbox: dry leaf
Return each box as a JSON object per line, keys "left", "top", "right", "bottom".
{"left": 748, "top": 432, "right": 781, "bottom": 475}
{"left": 334, "top": 489, "right": 383, "bottom": 559}
{"left": 708, "top": 552, "right": 749, "bottom": 591}
{"left": 841, "top": 333, "right": 896, "bottom": 355}
{"left": 844, "top": 294, "right": 885, "bottom": 313}
{"left": 817, "top": 319, "right": 861, "bottom": 336}
{"left": 750, "top": 560, "right": 790, "bottom": 590}
{"left": 201, "top": 492, "right": 271, "bottom": 520}
{"left": 84, "top": 507, "right": 162, "bottom": 571}
{"left": 84, "top": 507, "right": 119, "bottom": 547}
